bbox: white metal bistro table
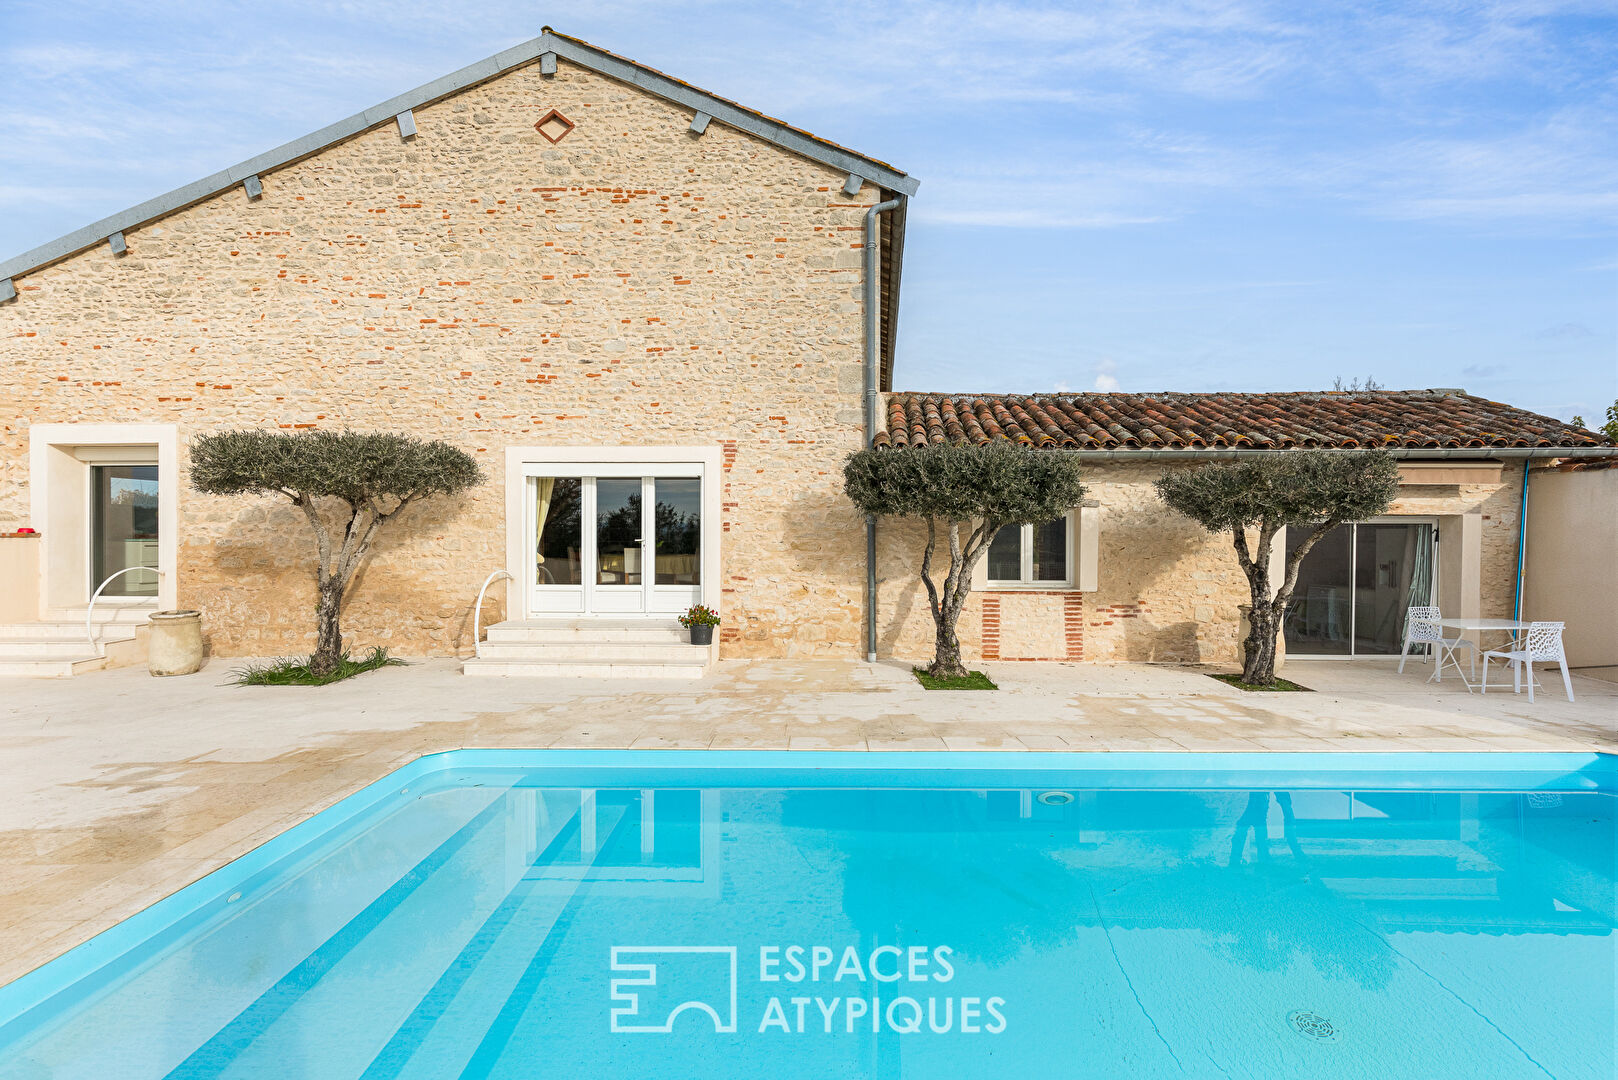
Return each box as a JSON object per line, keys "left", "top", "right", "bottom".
{"left": 1437, "top": 618, "right": 1531, "bottom": 690}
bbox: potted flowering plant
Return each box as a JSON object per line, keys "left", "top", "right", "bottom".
{"left": 678, "top": 604, "right": 720, "bottom": 646}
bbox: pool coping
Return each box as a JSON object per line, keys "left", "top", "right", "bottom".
{"left": 2, "top": 748, "right": 1613, "bottom": 1048}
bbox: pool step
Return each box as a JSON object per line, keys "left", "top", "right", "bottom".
{"left": 380, "top": 805, "right": 612, "bottom": 1078}
{"left": 463, "top": 619, "right": 712, "bottom": 678}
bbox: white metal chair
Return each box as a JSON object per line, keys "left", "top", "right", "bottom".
{"left": 1398, "top": 605, "right": 1474, "bottom": 682}
{"left": 1481, "top": 621, "right": 1574, "bottom": 703}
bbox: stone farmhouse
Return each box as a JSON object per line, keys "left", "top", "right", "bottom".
{"left": 2, "top": 29, "right": 1613, "bottom": 677}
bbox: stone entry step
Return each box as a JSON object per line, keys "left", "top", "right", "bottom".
{"left": 462, "top": 619, "right": 713, "bottom": 678}
{"left": 0, "top": 618, "right": 148, "bottom": 678}
{"left": 483, "top": 619, "right": 690, "bottom": 644}
{"left": 0, "top": 654, "right": 115, "bottom": 678}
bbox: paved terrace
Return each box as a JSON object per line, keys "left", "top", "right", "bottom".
{"left": 1, "top": 657, "right": 1613, "bottom": 986}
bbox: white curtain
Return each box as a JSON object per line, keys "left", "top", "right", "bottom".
{"left": 535, "top": 478, "right": 555, "bottom": 582}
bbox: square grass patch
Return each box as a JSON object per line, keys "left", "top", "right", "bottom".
{"left": 913, "top": 667, "right": 998, "bottom": 690}
{"left": 1209, "top": 672, "right": 1312, "bottom": 692}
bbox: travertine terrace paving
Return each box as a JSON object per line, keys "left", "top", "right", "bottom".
{"left": 1, "top": 657, "right": 1612, "bottom": 986}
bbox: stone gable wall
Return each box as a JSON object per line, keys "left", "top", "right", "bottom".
{"left": 1, "top": 59, "right": 878, "bottom": 657}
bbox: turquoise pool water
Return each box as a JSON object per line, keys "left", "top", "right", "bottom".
{"left": 0, "top": 752, "right": 1612, "bottom": 1079}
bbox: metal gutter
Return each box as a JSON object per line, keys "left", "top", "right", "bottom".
{"left": 1513, "top": 461, "right": 1530, "bottom": 621}
{"left": 863, "top": 194, "right": 904, "bottom": 663}
{"left": 0, "top": 29, "right": 917, "bottom": 286}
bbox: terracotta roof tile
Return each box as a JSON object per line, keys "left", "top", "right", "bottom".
{"left": 875, "top": 390, "right": 1611, "bottom": 452}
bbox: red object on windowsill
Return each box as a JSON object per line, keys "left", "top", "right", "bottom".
{"left": 11, "top": 528, "right": 36, "bottom": 534}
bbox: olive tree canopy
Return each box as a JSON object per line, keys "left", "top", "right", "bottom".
{"left": 1155, "top": 450, "right": 1399, "bottom": 685}
{"left": 844, "top": 442, "right": 1086, "bottom": 679}
{"left": 191, "top": 430, "right": 484, "bottom": 676}
{"left": 191, "top": 429, "right": 482, "bottom": 503}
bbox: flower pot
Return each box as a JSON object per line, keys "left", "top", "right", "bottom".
{"left": 147, "top": 610, "right": 204, "bottom": 676}
{"left": 688, "top": 623, "right": 714, "bottom": 646}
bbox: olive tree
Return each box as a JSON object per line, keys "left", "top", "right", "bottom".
{"left": 191, "top": 430, "right": 484, "bottom": 676}
{"left": 844, "top": 443, "right": 1086, "bottom": 679}
{"left": 1155, "top": 451, "right": 1399, "bottom": 685}
{"left": 1570, "top": 399, "right": 1618, "bottom": 443}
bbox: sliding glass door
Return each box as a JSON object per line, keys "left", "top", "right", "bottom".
{"left": 529, "top": 470, "right": 702, "bottom": 616}
{"left": 1283, "top": 520, "right": 1435, "bottom": 657}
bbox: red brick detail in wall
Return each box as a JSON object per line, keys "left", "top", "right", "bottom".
{"left": 981, "top": 595, "right": 1001, "bottom": 660}
{"left": 1064, "top": 593, "right": 1084, "bottom": 660}
{"left": 1089, "top": 601, "right": 1149, "bottom": 628}
{"left": 977, "top": 591, "right": 1084, "bottom": 662}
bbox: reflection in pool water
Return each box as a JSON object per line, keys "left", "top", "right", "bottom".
{"left": 0, "top": 762, "right": 1611, "bottom": 1080}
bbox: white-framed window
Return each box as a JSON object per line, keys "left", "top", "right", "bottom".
{"left": 985, "top": 512, "right": 1074, "bottom": 587}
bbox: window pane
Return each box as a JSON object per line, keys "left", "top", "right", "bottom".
{"left": 1282, "top": 524, "right": 1352, "bottom": 656}
{"left": 654, "top": 478, "right": 701, "bottom": 585}
{"left": 534, "top": 478, "right": 581, "bottom": 585}
{"left": 987, "top": 525, "right": 1021, "bottom": 581}
{"left": 596, "top": 478, "right": 644, "bottom": 586}
{"left": 92, "top": 465, "right": 159, "bottom": 597}
{"left": 1032, "top": 517, "right": 1068, "bottom": 581}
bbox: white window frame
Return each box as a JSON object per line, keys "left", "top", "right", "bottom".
{"left": 503, "top": 445, "right": 721, "bottom": 619}
{"left": 981, "top": 510, "right": 1076, "bottom": 589}
{"left": 28, "top": 423, "right": 179, "bottom": 613}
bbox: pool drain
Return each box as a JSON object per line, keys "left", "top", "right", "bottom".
{"left": 1287, "top": 1010, "right": 1338, "bottom": 1042}
{"left": 1037, "top": 791, "right": 1074, "bottom": 806}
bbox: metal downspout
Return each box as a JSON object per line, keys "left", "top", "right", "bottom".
{"left": 1513, "top": 460, "right": 1530, "bottom": 621}
{"left": 864, "top": 195, "right": 903, "bottom": 663}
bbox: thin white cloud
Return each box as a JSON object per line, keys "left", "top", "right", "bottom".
{"left": 2, "top": 0, "right": 1615, "bottom": 256}
{"left": 1093, "top": 358, "right": 1121, "bottom": 392}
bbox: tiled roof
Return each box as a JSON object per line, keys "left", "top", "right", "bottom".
{"left": 876, "top": 390, "right": 1612, "bottom": 452}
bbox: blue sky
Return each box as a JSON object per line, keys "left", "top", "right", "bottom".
{"left": 2, "top": 1, "right": 1614, "bottom": 422}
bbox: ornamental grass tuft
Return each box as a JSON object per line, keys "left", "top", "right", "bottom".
{"left": 231, "top": 646, "right": 406, "bottom": 686}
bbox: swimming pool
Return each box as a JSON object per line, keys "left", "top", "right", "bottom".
{"left": 0, "top": 751, "right": 1611, "bottom": 1079}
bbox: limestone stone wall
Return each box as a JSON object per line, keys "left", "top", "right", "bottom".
{"left": 874, "top": 462, "right": 1523, "bottom": 666}
{"left": 0, "top": 58, "right": 878, "bottom": 658}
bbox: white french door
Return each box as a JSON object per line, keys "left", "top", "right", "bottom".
{"left": 526, "top": 466, "right": 703, "bottom": 617}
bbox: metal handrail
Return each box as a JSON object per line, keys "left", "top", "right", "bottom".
{"left": 473, "top": 570, "right": 514, "bottom": 659}
{"left": 86, "top": 566, "right": 164, "bottom": 655}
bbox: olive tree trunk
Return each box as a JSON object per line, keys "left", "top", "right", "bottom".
{"left": 1232, "top": 518, "right": 1341, "bottom": 685}
{"left": 918, "top": 517, "right": 997, "bottom": 680}
{"left": 295, "top": 493, "right": 408, "bottom": 677}
{"left": 313, "top": 580, "right": 345, "bottom": 675}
